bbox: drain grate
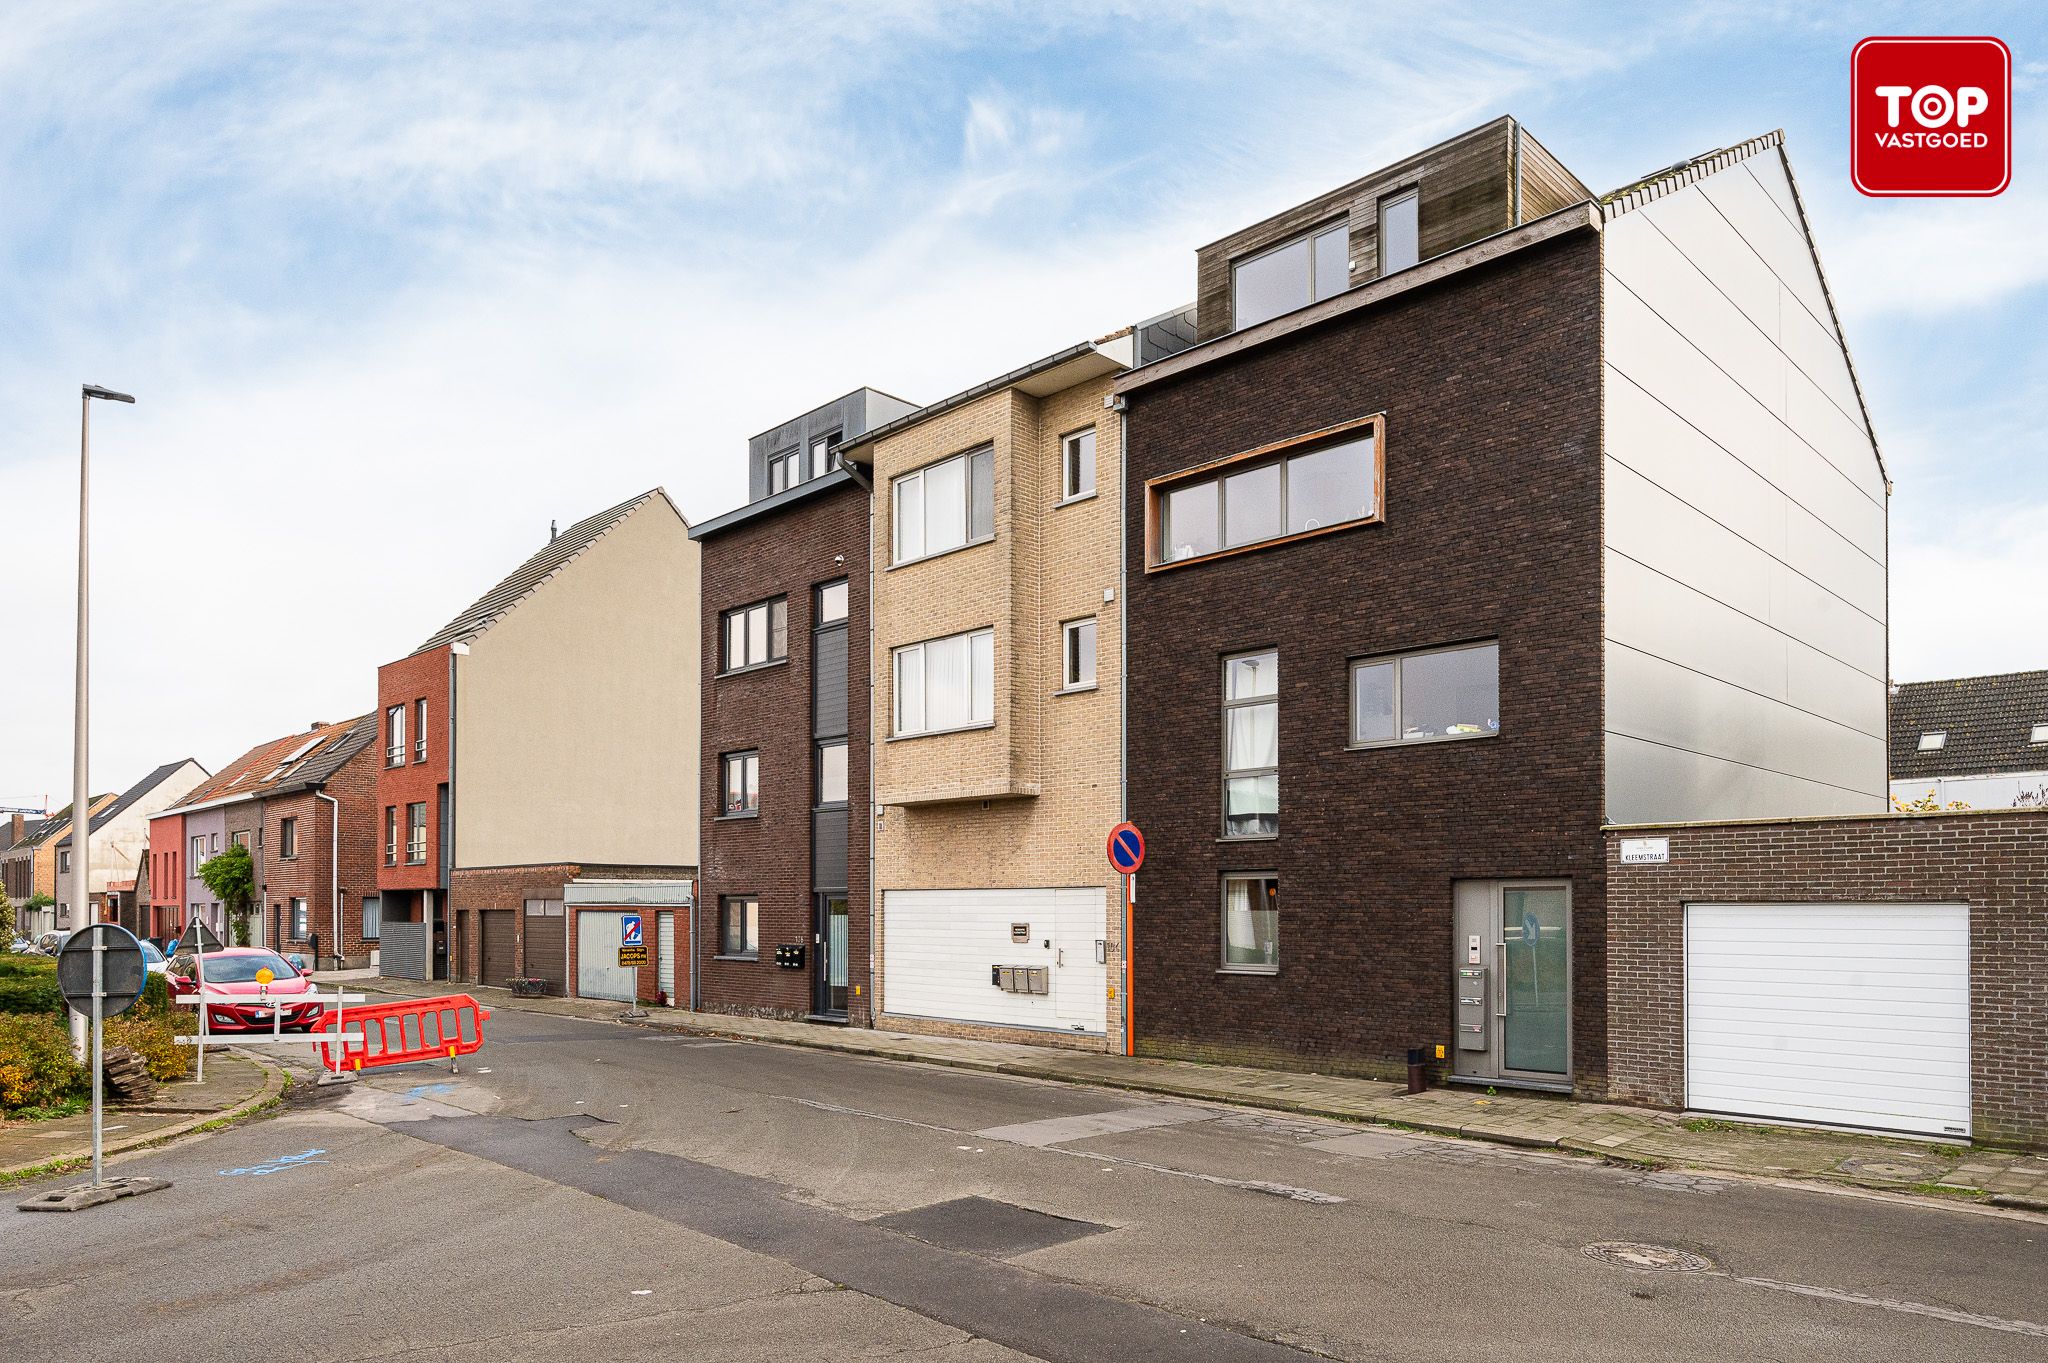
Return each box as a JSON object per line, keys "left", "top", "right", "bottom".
{"left": 1583, "top": 1241, "right": 1714, "bottom": 1273}
{"left": 873, "top": 1196, "right": 1111, "bottom": 1260}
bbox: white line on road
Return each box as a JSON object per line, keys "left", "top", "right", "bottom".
{"left": 1721, "top": 1272, "right": 2048, "bottom": 1339}
{"left": 787, "top": 1097, "right": 1345, "bottom": 1204}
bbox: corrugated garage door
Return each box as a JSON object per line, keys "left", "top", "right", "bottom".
{"left": 883, "top": 888, "right": 1105, "bottom": 1036}
{"left": 479, "top": 909, "right": 515, "bottom": 989}
{"left": 1685, "top": 903, "right": 1970, "bottom": 1138}
{"left": 576, "top": 909, "right": 639, "bottom": 1003}
{"left": 523, "top": 898, "right": 565, "bottom": 995}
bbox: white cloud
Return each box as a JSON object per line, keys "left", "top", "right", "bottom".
{"left": 1891, "top": 499, "right": 2048, "bottom": 682}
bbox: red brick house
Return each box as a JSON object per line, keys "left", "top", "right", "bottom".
{"left": 147, "top": 717, "right": 381, "bottom": 963}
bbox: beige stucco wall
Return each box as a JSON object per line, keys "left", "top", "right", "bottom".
{"left": 454, "top": 494, "right": 701, "bottom": 870}
{"left": 869, "top": 371, "right": 1126, "bottom": 1045}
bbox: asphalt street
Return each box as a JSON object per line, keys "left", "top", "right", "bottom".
{"left": 5, "top": 1003, "right": 2044, "bottom": 1362}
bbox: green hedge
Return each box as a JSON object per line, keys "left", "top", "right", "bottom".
{"left": 0, "top": 956, "right": 62, "bottom": 1017}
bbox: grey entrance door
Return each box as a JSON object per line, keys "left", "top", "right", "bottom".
{"left": 814, "top": 895, "right": 849, "bottom": 1017}
{"left": 1451, "top": 880, "right": 1571, "bottom": 1085}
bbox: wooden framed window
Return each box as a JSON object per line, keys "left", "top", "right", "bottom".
{"left": 1146, "top": 414, "right": 1383, "bottom": 571}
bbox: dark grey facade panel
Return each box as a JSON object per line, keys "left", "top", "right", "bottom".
{"left": 814, "top": 626, "right": 849, "bottom": 739}
{"left": 812, "top": 808, "right": 848, "bottom": 893}
{"left": 381, "top": 920, "right": 430, "bottom": 981}
{"left": 748, "top": 388, "right": 916, "bottom": 503}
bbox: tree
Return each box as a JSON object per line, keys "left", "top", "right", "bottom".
{"left": 196, "top": 842, "right": 257, "bottom": 946}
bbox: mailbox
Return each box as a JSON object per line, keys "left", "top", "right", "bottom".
{"left": 1456, "top": 965, "right": 1489, "bottom": 1052}
{"left": 775, "top": 943, "right": 806, "bottom": 970}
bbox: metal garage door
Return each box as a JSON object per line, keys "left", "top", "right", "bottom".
{"left": 1685, "top": 903, "right": 1970, "bottom": 1138}
{"left": 479, "top": 909, "right": 515, "bottom": 988}
{"left": 523, "top": 898, "right": 565, "bottom": 995}
{"left": 883, "top": 888, "right": 1105, "bottom": 1035}
{"left": 576, "top": 909, "right": 639, "bottom": 1003}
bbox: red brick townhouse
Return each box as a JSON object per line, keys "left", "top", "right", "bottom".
{"left": 376, "top": 489, "right": 700, "bottom": 999}
{"left": 1118, "top": 119, "right": 1889, "bottom": 1098}
{"left": 144, "top": 717, "right": 380, "bottom": 961}
{"left": 689, "top": 388, "right": 915, "bottom": 1025}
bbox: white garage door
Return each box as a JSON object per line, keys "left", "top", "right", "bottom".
{"left": 1685, "top": 903, "right": 1970, "bottom": 1138}
{"left": 883, "top": 888, "right": 1106, "bottom": 1035}
{"left": 576, "top": 910, "right": 639, "bottom": 1003}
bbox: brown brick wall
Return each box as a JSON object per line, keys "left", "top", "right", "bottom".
{"left": 1123, "top": 229, "right": 1610, "bottom": 1089}
{"left": 257, "top": 739, "right": 383, "bottom": 963}
{"left": 450, "top": 862, "right": 579, "bottom": 988}
{"left": 698, "top": 480, "right": 871, "bottom": 1024}
{"left": 376, "top": 647, "right": 451, "bottom": 893}
{"left": 1605, "top": 811, "right": 2048, "bottom": 1148}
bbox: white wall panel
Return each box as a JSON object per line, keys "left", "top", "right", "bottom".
{"left": 883, "top": 887, "right": 1105, "bottom": 1034}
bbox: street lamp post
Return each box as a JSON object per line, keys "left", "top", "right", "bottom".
{"left": 70, "top": 384, "right": 133, "bottom": 1063}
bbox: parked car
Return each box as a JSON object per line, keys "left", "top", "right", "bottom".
{"left": 167, "top": 947, "right": 324, "bottom": 1031}
{"left": 139, "top": 939, "right": 167, "bottom": 976}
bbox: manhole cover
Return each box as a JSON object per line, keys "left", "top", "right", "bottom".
{"left": 1583, "top": 1241, "right": 1714, "bottom": 1272}
{"left": 1836, "top": 1155, "right": 1931, "bottom": 1182}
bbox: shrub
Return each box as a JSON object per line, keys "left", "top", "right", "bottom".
{"left": 137, "top": 971, "right": 172, "bottom": 1018}
{"left": 104, "top": 1012, "right": 190, "bottom": 1083}
{"left": 0, "top": 1014, "right": 86, "bottom": 1112}
{"left": 0, "top": 956, "right": 63, "bottom": 1018}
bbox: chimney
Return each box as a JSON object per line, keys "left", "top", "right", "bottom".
{"left": 7, "top": 813, "right": 22, "bottom": 844}
{"left": 310, "top": 720, "right": 326, "bottom": 731}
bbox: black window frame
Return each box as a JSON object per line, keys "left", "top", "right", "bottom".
{"left": 721, "top": 750, "right": 760, "bottom": 818}
{"left": 721, "top": 597, "right": 789, "bottom": 673}
{"left": 718, "top": 895, "right": 760, "bottom": 959}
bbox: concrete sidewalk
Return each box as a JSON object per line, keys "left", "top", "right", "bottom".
{"left": 0, "top": 1053, "right": 285, "bottom": 1181}
{"left": 371, "top": 977, "right": 2048, "bottom": 1210}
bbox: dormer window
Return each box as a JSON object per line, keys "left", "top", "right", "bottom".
{"left": 2031, "top": 723, "right": 2048, "bottom": 744}
{"left": 1231, "top": 221, "right": 1350, "bottom": 330}
{"left": 1379, "top": 188, "right": 1420, "bottom": 274}
{"left": 767, "top": 447, "right": 799, "bottom": 494}
{"left": 1918, "top": 731, "right": 1947, "bottom": 751}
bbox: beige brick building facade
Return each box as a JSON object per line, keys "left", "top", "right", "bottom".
{"left": 851, "top": 342, "right": 1132, "bottom": 1052}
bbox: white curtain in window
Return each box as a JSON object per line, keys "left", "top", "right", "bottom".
{"left": 925, "top": 633, "right": 972, "bottom": 730}
{"left": 1226, "top": 702, "right": 1277, "bottom": 769}
{"left": 970, "top": 629, "right": 994, "bottom": 723}
{"left": 894, "top": 475, "right": 925, "bottom": 562}
{"left": 895, "top": 645, "right": 925, "bottom": 733}
{"left": 925, "top": 455, "right": 967, "bottom": 554}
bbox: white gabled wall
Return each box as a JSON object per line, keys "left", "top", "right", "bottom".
{"left": 1603, "top": 147, "right": 1889, "bottom": 823}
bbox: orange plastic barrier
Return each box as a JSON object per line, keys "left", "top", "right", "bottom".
{"left": 312, "top": 993, "right": 491, "bottom": 1074}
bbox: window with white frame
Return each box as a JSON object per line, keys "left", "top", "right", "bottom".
{"left": 892, "top": 446, "right": 994, "bottom": 565}
{"left": 290, "top": 897, "right": 309, "bottom": 940}
{"left": 386, "top": 704, "right": 406, "bottom": 766}
{"left": 722, "top": 751, "right": 759, "bottom": 816}
{"left": 1350, "top": 641, "right": 1500, "bottom": 747}
{"left": 406, "top": 802, "right": 427, "bottom": 864}
{"left": 1379, "top": 188, "right": 1419, "bottom": 275}
{"left": 809, "top": 432, "right": 839, "bottom": 480}
{"left": 1918, "top": 731, "right": 1947, "bottom": 751}
{"left": 894, "top": 628, "right": 995, "bottom": 736}
{"left": 1222, "top": 650, "right": 1278, "bottom": 838}
{"left": 383, "top": 807, "right": 398, "bottom": 866}
{"left": 1232, "top": 222, "right": 1350, "bottom": 330}
{"left": 2032, "top": 723, "right": 2048, "bottom": 745}
{"left": 414, "top": 698, "right": 428, "bottom": 761}
{"left": 1061, "top": 427, "right": 1096, "bottom": 501}
{"left": 767, "top": 447, "right": 799, "bottom": 494}
{"left": 191, "top": 834, "right": 206, "bottom": 869}
{"left": 1154, "top": 421, "right": 1381, "bottom": 566}
{"left": 817, "top": 579, "right": 848, "bottom": 625}
{"left": 1062, "top": 618, "right": 1097, "bottom": 690}
{"left": 1221, "top": 873, "right": 1279, "bottom": 973}
{"left": 817, "top": 740, "right": 848, "bottom": 806}
{"left": 722, "top": 598, "right": 788, "bottom": 671}
{"left": 720, "top": 896, "right": 759, "bottom": 958}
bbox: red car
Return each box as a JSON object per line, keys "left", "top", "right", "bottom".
{"left": 168, "top": 947, "right": 325, "bottom": 1032}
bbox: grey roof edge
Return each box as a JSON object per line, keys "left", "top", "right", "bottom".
{"left": 1601, "top": 130, "right": 1885, "bottom": 484}
{"left": 688, "top": 466, "right": 863, "bottom": 541}
{"left": 1116, "top": 201, "right": 1599, "bottom": 397}
{"left": 56, "top": 759, "right": 204, "bottom": 845}
{"left": 837, "top": 340, "right": 1113, "bottom": 458}
{"left": 747, "top": 386, "right": 921, "bottom": 444}
{"left": 412, "top": 488, "right": 683, "bottom": 655}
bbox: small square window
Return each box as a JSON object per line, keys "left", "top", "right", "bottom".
{"left": 1222, "top": 874, "right": 1279, "bottom": 973}
{"left": 1918, "top": 731, "right": 1947, "bottom": 751}
{"left": 817, "top": 580, "right": 849, "bottom": 626}
{"left": 1062, "top": 618, "right": 1097, "bottom": 689}
{"left": 1061, "top": 428, "right": 1096, "bottom": 501}
{"left": 720, "top": 896, "right": 759, "bottom": 958}
{"left": 2030, "top": 723, "right": 2048, "bottom": 744}
{"left": 723, "top": 751, "right": 760, "bottom": 816}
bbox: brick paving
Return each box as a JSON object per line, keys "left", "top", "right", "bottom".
{"left": 371, "top": 977, "right": 2048, "bottom": 1211}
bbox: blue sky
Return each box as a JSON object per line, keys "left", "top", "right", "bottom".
{"left": 1, "top": 1, "right": 2042, "bottom": 805}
